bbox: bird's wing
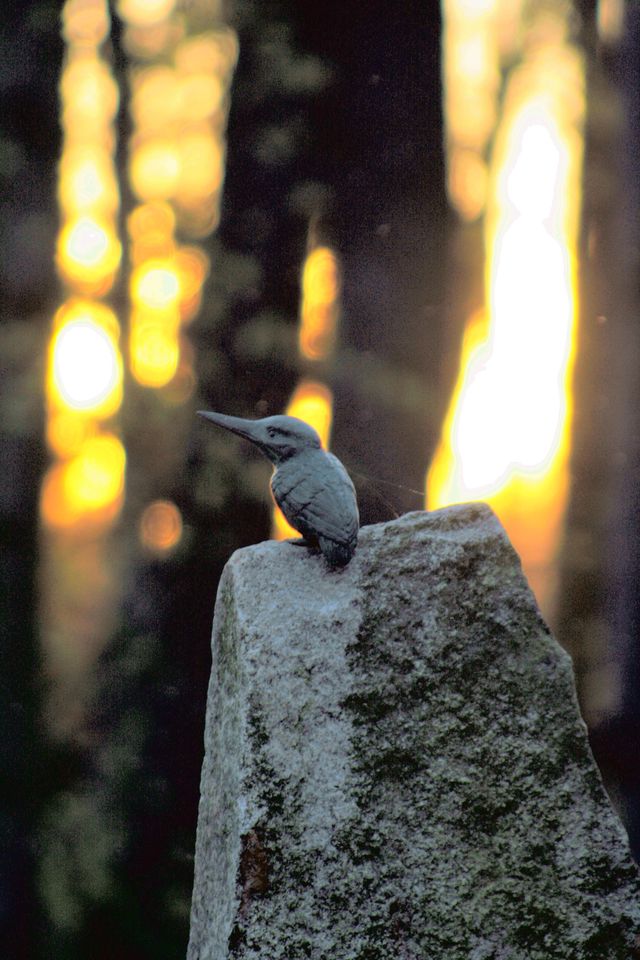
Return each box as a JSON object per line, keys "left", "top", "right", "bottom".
{"left": 272, "top": 451, "right": 359, "bottom": 546}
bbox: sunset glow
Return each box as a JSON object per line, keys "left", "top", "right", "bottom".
{"left": 429, "top": 4, "right": 585, "bottom": 612}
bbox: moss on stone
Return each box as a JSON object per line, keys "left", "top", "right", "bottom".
{"left": 188, "top": 506, "right": 640, "bottom": 960}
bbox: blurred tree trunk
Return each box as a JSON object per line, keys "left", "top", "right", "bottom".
{"left": 0, "top": 3, "right": 63, "bottom": 957}
{"left": 301, "top": 0, "right": 448, "bottom": 520}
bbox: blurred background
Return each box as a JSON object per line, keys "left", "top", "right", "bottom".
{"left": 1, "top": 0, "right": 638, "bottom": 956}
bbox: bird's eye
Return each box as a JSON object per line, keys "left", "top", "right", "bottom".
{"left": 267, "top": 426, "right": 277, "bottom": 438}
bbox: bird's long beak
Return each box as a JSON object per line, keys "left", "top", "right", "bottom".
{"left": 197, "top": 410, "right": 265, "bottom": 446}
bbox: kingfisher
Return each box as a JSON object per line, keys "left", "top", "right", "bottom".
{"left": 198, "top": 411, "right": 359, "bottom": 567}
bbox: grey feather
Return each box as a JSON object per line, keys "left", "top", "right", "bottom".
{"left": 198, "top": 411, "right": 359, "bottom": 567}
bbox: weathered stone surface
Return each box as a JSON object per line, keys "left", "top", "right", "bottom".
{"left": 187, "top": 504, "right": 640, "bottom": 960}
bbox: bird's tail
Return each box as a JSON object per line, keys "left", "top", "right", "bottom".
{"left": 318, "top": 536, "right": 355, "bottom": 568}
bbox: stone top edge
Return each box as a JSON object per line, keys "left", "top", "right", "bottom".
{"left": 224, "top": 502, "right": 507, "bottom": 571}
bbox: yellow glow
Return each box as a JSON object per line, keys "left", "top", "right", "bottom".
{"left": 57, "top": 216, "right": 122, "bottom": 294}
{"left": 130, "top": 312, "right": 181, "bottom": 387}
{"left": 272, "top": 381, "right": 334, "bottom": 540}
{"left": 127, "top": 201, "right": 176, "bottom": 263}
{"left": 41, "top": 434, "right": 126, "bottom": 528}
{"left": 175, "top": 247, "right": 209, "bottom": 318}
{"left": 39, "top": 0, "right": 126, "bottom": 742}
{"left": 286, "top": 382, "right": 333, "bottom": 448}
{"left": 442, "top": 0, "right": 501, "bottom": 219}
{"left": 128, "top": 200, "right": 175, "bottom": 240}
{"left": 46, "top": 412, "right": 92, "bottom": 458}
{"left": 52, "top": 318, "right": 121, "bottom": 413}
{"left": 130, "top": 66, "right": 182, "bottom": 131}
{"left": 48, "top": 301, "right": 122, "bottom": 419}
{"left": 428, "top": 11, "right": 585, "bottom": 611}
{"left": 299, "top": 246, "right": 341, "bottom": 361}
{"left": 175, "top": 247, "right": 209, "bottom": 285}
{"left": 122, "top": 14, "right": 237, "bottom": 391}
{"left": 121, "top": 20, "right": 182, "bottom": 60}
{"left": 132, "top": 261, "right": 181, "bottom": 308}
{"left": 174, "top": 30, "right": 239, "bottom": 77}
{"left": 61, "top": 56, "right": 119, "bottom": 128}
{"left": 59, "top": 148, "right": 119, "bottom": 216}
{"left": 456, "top": 0, "right": 495, "bottom": 13}
{"left": 139, "top": 499, "right": 183, "bottom": 554}
{"left": 129, "top": 139, "right": 181, "bottom": 200}
{"left": 448, "top": 149, "right": 489, "bottom": 222}
{"left": 63, "top": 216, "right": 109, "bottom": 265}
{"left": 161, "top": 353, "right": 197, "bottom": 405}
{"left": 180, "top": 73, "right": 224, "bottom": 121}
{"left": 62, "top": 0, "right": 110, "bottom": 48}
{"left": 65, "top": 435, "right": 125, "bottom": 511}
{"left": 117, "top": 0, "right": 177, "bottom": 27}
{"left": 174, "top": 130, "right": 223, "bottom": 202}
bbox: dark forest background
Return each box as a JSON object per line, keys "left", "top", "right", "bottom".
{"left": 1, "top": 1, "right": 639, "bottom": 958}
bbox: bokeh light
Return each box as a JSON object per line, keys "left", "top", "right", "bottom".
{"left": 132, "top": 261, "right": 181, "bottom": 308}
{"left": 284, "top": 381, "right": 334, "bottom": 450}
{"left": 52, "top": 317, "right": 121, "bottom": 412}
{"left": 129, "top": 139, "right": 182, "bottom": 200}
{"left": 117, "top": 0, "right": 177, "bottom": 28}
{"left": 43, "top": 0, "right": 125, "bottom": 542}
{"left": 428, "top": 6, "right": 585, "bottom": 614}
{"left": 298, "top": 246, "right": 341, "bottom": 361}
{"left": 62, "top": 0, "right": 111, "bottom": 46}
{"left": 41, "top": 433, "right": 126, "bottom": 529}
{"left": 121, "top": 4, "right": 237, "bottom": 392}
{"left": 139, "top": 499, "right": 183, "bottom": 554}
{"left": 57, "top": 216, "right": 122, "bottom": 295}
{"left": 130, "top": 310, "right": 181, "bottom": 387}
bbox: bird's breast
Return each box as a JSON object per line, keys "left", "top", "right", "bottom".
{"left": 271, "top": 450, "right": 359, "bottom": 547}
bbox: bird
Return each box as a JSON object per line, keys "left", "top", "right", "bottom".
{"left": 197, "top": 410, "right": 359, "bottom": 567}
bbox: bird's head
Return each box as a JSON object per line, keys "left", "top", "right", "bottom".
{"left": 197, "top": 411, "right": 321, "bottom": 465}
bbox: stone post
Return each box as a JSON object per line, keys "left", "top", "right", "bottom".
{"left": 188, "top": 505, "right": 640, "bottom": 959}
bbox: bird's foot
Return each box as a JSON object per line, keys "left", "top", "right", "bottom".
{"left": 286, "top": 537, "right": 319, "bottom": 552}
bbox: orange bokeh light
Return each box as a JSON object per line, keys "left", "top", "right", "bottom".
{"left": 298, "top": 246, "right": 341, "bottom": 361}
{"left": 44, "top": 2, "right": 125, "bottom": 533}
{"left": 139, "top": 499, "right": 183, "bottom": 554}
{"left": 117, "top": 0, "right": 177, "bottom": 28}
{"left": 41, "top": 433, "right": 126, "bottom": 529}
{"left": 131, "top": 260, "right": 181, "bottom": 308}
{"left": 174, "top": 130, "right": 224, "bottom": 203}
{"left": 62, "top": 0, "right": 111, "bottom": 47}
{"left": 129, "top": 309, "right": 181, "bottom": 388}
{"left": 122, "top": 10, "right": 238, "bottom": 393}
{"left": 174, "top": 30, "right": 239, "bottom": 77}
{"left": 129, "top": 138, "right": 181, "bottom": 200}
{"left": 58, "top": 147, "right": 119, "bottom": 218}
{"left": 61, "top": 56, "right": 119, "bottom": 128}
